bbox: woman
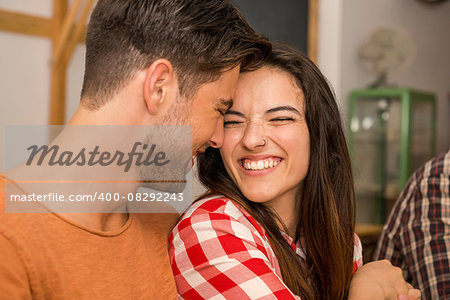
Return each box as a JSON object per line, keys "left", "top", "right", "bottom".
{"left": 169, "top": 44, "right": 420, "bottom": 300}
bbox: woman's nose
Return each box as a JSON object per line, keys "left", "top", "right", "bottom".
{"left": 241, "top": 121, "right": 266, "bottom": 150}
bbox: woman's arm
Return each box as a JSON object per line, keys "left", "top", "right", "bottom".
{"left": 169, "top": 199, "right": 420, "bottom": 299}
{"left": 169, "top": 199, "right": 300, "bottom": 299}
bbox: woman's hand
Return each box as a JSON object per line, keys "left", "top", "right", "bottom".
{"left": 348, "top": 260, "right": 421, "bottom": 300}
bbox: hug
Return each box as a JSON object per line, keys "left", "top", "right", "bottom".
{"left": 1, "top": 0, "right": 447, "bottom": 299}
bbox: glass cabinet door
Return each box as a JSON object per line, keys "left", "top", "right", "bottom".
{"left": 349, "top": 88, "right": 436, "bottom": 225}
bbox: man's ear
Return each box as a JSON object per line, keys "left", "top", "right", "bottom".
{"left": 143, "top": 59, "right": 176, "bottom": 115}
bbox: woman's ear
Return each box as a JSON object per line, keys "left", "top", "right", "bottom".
{"left": 143, "top": 59, "right": 176, "bottom": 115}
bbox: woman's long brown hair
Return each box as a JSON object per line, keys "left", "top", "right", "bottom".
{"left": 197, "top": 43, "right": 355, "bottom": 300}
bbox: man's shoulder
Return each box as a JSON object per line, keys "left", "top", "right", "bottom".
{"left": 396, "top": 149, "right": 449, "bottom": 204}
{"left": 428, "top": 149, "right": 450, "bottom": 177}
{"left": 132, "top": 212, "right": 180, "bottom": 239}
{"left": 414, "top": 149, "right": 450, "bottom": 181}
{"left": 0, "top": 175, "right": 53, "bottom": 238}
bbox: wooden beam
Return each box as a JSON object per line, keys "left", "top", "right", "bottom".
{"left": 0, "top": 9, "right": 51, "bottom": 38}
{"left": 308, "top": 0, "right": 319, "bottom": 63}
{"left": 51, "top": 0, "right": 82, "bottom": 65}
{"left": 0, "top": 3, "right": 90, "bottom": 126}
{"left": 60, "top": 0, "right": 95, "bottom": 67}
{"left": 49, "top": 0, "right": 68, "bottom": 125}
{"left": 0, "top": 8, "right": 86, "bottom": 43}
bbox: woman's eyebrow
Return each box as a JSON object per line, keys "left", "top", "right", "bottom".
{"left": 224, "top": 110, "right": 245, "bottom": 117}
{"left": 266, "top": 106, "right": 300, "bottom": 115}
{"left": 225, "top": 106, "right": 301, "bottom": 116}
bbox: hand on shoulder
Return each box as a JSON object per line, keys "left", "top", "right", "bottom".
{"left": 348, "top": 260, "right": 421, "bottom": 300}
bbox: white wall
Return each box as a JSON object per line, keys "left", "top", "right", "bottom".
{"left": 2, "top": 1, "right": 449, "bottom": 173}
{"left": 0, "top": 1, "right": 85, "bottom": 171}
{"left": 319, "top": 0, "right": 450, "bottom": 154}
{"left": 318, "top": 0, "right": 344, "bottom": 106}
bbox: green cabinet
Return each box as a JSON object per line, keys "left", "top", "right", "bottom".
{"left": 348, "top": 88, "right": 436, "bottom": 224}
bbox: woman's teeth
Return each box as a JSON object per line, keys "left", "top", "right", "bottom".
{"left": 243, "top": 158, "right": 281, "bottom": 170}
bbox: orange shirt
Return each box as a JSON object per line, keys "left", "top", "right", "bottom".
{"left": 0, "top": 175, "right": 179, "bottom": 299}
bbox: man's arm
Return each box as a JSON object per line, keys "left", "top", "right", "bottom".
{"left": 0, "top": 233, "right": 32, "bottom": 299}
{"left": 401, "top": 171, "right": 450, "bottom": 298}
{"left": 375, "top": 150, "right": 450, "bottom": 299}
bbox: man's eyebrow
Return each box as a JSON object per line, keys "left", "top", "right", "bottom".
{"left": 266, "top": 106, "right": 301, "bottom": 115}
{"left": 218, "top": 98, "right": 233, "bottom": 109}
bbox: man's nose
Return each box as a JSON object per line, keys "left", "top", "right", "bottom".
{"left": 208, "top": 117, "right": 224, "bottom": 148}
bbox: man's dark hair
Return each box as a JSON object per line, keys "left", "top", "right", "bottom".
{"left": 81, "top": 0, "right": 271, "bottom": 109}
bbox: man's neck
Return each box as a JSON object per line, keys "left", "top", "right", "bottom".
{"left": 6, "top": 123, "right": 141, "bottom": 231}
{"left": 58, "top": 212, "right": 129, "bottom": 232}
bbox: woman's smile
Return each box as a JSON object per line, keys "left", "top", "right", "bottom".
{"left": 239, "top": 155, "right": 283, "bottom": 173}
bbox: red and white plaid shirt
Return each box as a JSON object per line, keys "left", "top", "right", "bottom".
{"left": 169, "top": 196, "right": 363, "bottom": 299}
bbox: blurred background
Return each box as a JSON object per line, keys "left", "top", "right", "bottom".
{"left": 1, "top": 0, "right": 449, "bottom": 260}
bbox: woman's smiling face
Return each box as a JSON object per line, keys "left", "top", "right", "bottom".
{"left": 220, "top": 66, "right": 310, "bottom": 212}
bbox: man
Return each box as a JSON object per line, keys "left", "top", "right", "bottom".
{"left": 374, "top": 149, "right": 450, "bottom": 299}
{"left": 0, "top": 0, "right": 270, "bottom": 298}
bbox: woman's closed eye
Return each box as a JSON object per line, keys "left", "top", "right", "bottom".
{"left": 224, "top": 120, "right": 243, "bottom": 127}
{"left": 224, "top": 116, "right": 297, "bottom": 127}
{"left": 269, "top": 116, "right": 296, "bottom": 125}
{"left": 270, "top": 117, "right": 294, "bottom": 122}
{"left": 265, "top": 106, "right": 303, "bottom": 125}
